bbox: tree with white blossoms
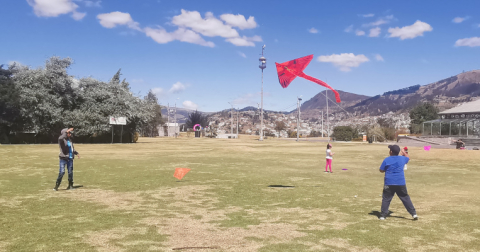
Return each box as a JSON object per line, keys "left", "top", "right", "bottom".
{"left": 3, "top": 57, "right": 159, "bottom": 143}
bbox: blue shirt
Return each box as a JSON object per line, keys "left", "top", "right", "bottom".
{"left": 67, "top": 140, "right": 73, "bottom": 159}
{"left": 380, "top": 156, "right": 409, "bottom": 185}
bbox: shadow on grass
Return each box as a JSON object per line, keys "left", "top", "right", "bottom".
{"left": 268, "top": 185, "right": 295, "bottom": 188}
{"left": 368, "top": 210, "right": 409, "bottom": 220}
{"left": 58, "top": 185, "right": 83, "bottom": 191}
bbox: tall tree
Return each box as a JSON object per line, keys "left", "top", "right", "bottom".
{"left": 142, "top": 90, "right": 163, "bottom": 137}
{"left": 409, "top": 102, "right": 439, "bottom": 125}
{"left": 0, "top": 65, "right": 22, "bottom": 143}
{"left": 185, "top": 110, "right": 208, "bottom": 129}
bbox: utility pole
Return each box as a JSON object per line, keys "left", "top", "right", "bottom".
{"left": 259, "top": 45, "right": 266, "bottom": 141}
{"left": 321, "top": 110, "right": 324, "bottom": 138}
{"left": 228, "top": 102, "right": 234, "bottom": 137}
{"left": 167, "top": 103, "right": 170, "bottom": 137}
{"left": 296, "top": 97, "right": 302, "bottom": 141}
{"left": 326, "top": 88, "right": 329, "bottom": 140}
{"left": 174, "top": 101, "right": 177, "bottom": 138}
{"left": 236, "top": 108, "right": 239, "bottom": 138}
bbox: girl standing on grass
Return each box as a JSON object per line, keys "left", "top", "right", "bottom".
{"left": 325, "top": 143, "right": 334, "bottom": 173}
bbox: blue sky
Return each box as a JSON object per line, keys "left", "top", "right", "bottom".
{"left": 1, "top": 0, "right": 480, "bottom": 112}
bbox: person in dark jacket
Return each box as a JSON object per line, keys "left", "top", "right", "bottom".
{"left": 54, "top": 128, "right": 80, "bottom": 191}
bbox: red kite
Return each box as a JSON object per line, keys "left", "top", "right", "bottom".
{"left": 275, "top": 55, "right": 341, "bottom": 103}
{"left": 174, "top": 168, "right": 191, "bottom": 180}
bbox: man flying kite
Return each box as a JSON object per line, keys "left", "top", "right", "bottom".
{"left": 275, "top": 55, "right": 341, "bottom": 103}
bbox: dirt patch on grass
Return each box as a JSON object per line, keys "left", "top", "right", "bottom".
{"left": 142, "top": 214, "right": 306, "bottom": 252}
{"left": 319, "top": 238, "right": 384, "bottom": 252}
{"left": 81, "top": 227, "right": 148, "bottom": 252}
{"left": 0, "top": 198, "right": 22, "bottom": 208}
{"left": 0, "top": 241, "right": 10, "bottom": 251}
{"left": 49, "top": 189, "right": 150, "bottom": 211}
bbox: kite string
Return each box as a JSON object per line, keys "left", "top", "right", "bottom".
{"left": 279, "top": 102, "right": 298, "bottom": 112}
{"left": 316, "top": 89, "right": 351, "bottom": 115}
{"left": 296, "top": 72, "right": 341, "bottom": 103}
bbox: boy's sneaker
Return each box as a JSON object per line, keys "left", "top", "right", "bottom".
{"left": 412, "top": 215, "right": 418, "bottom": 220}
{"left": 379, "top": 217, "right": 385, "bottom": 220}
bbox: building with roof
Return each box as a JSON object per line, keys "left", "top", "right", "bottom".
{"left": 423, "top": 99, "right": 480, "bottom": 138}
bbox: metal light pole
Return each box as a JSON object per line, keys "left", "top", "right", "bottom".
{"left": 259, "top": 45, "right": 266, "bottom": 141}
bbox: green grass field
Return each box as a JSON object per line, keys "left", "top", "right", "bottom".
{"left": 1, "top": 137, "right": 479, "bottom": 252}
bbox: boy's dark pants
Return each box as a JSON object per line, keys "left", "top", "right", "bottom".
{"left": 381, "top": 185, "right": 416, "bottom": 218}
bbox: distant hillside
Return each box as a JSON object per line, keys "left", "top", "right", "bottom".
{"left": 348, "top": 70, "right": 480, "bottom": 115}
{"left": 299, "top": 90, "right": 370, "bottom": 118}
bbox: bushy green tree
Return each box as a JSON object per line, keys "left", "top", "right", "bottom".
{"left": 0, "top": 65, "right": 22, "bottom": 143}
{"left": 274, "top": 121, "right": 286, "bottom": 132}
{"left": 409, "top": 102, "right": 438, "bottom": 124}
{"left": 409, "top": 102, "right": 438, "bottom": 133}
{"left": 332, "top": 126, "right": 357, "bottom": 141}
{"left": 185, "top": 110, "right": 208, "bottom": 129}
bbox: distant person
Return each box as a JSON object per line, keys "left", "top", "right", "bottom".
{"left": 379, "top": 145, "right": 418, "bottom": 221}
{"left": 53, "top": 128, "right": 80, "bottom": 191}
{"left": 325, "top": 143, "right": 334, "bottom": 173}
{"left": 403, "top": 147, "right": 408, "bottom": 170}
{"left": 455, "top": 139, "right": 465, "bottom": 150}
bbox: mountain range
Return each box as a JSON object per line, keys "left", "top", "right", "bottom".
{"left": 165, "top": 70, "right": 480, "bottom": 123}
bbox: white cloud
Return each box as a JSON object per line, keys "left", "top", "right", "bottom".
{"left": 144, "top": 27, "right": 215, "bottom": 47}
{"left": 82, "top": 0, "right": 101, "bottom": 7}
{"left": 363, "top": 15, "right": 394, "bottom": 27}
{"left": 374, "top": 54, "right": 384, "bottom": 61}
{"left": 97, "top": 12, "right": 141, "bottom": 31}
{"left": 369, "top": 27, "right": 381, "bottom": 37}
{"left": 232, "top": 93, "right": 260, "bottom": 106}
{"left": 308, "top": 27, "right": 319, "bottom": 34}
{"left": 27, "top": 0, "right": 85, "bottom": 20}
{"left": 151, "top": 87, "right": 165, "bottom": 98}
{"left": 183, "top": 100, "right": 198, "bottom": 110}
{"left": 71, "top": 11, "right": 86, "bottom": 20}
{"left": 344, "top": 25, "right": 353, "bottom": 33}
{"left": 452, "top": 16, "right": 469, "bottom": 23}
{"left": 172, "top": 10, "right": 239, "bottom": 38}
{"left": 317, "top": 53, "right": 370, "bottom": 72}
{"left": 360, "top": 13, "right": 375, "bottom": 18}
{"left": 355, "top": 30, "right": 365, "bottom": 36}
{"left": 225, "top": 35, "right": 262, "bottom": 47}
{"left": 388, "top": 20, "right": 433, "bottom": 40}
{"left": 169, "top": 82, "right": 186, "bottom": 93}
{"left": 455, "top": 37, "right": 480, "bottom": 47}
{"left": 96, "top": 9, "right": 260, "bottom": 48}
{"left": 220, "top": 14, "right": 257, "bottom": 29}
{"left": 238, "top": 52, "right": 247, "bottom": 58}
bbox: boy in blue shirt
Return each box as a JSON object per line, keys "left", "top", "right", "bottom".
{"left": 379, "top": 145, "right": 418, "bottom": 220}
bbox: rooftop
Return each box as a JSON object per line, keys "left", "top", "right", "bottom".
{"left": 439, "top": 99, "right": 480, "bottom": 114}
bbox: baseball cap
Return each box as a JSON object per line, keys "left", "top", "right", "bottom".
{"left": 403, "top": 146, "right": 408, "bottom": 150}
{"left": 388, "top": 145, "right": 400, "bottom": 155}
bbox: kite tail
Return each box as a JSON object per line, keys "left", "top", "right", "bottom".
{"left": 297, "top": 72, "right": 341, "bottom": 103}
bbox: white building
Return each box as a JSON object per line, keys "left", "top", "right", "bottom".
{"left": 158, "top": 123, "right": 180, "bottom": 137}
